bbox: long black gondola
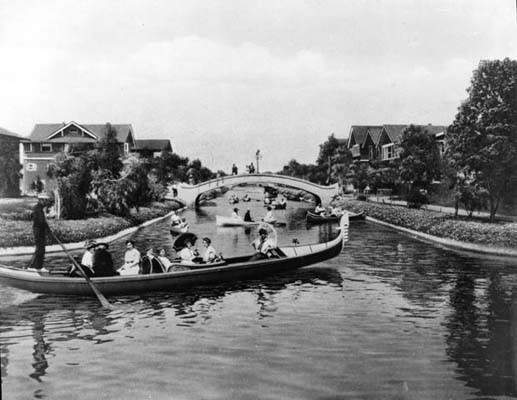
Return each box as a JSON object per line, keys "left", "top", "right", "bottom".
{"left": 306, "top": 209, "right": 365, "bottom": 223}
{"left": 0, "top": 215, "right": 349, "bottom": 296}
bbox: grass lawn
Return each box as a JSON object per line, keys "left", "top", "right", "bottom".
{"left": 0, "top": 198, "right": 180, "bottom": 248}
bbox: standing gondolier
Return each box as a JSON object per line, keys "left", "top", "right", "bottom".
{"left": 27, "top": 193, "right": 52, "bottom": 270}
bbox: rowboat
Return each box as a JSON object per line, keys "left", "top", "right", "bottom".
{"left": 216, "top": 215, "right": 259, "bottom": 227}
{"left": 0, "top": 215, "right": 349, "bottom": 296}
{"left": 306, "top": 209, "right": 365, "bottom": 223}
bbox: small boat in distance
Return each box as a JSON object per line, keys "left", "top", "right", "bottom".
{"left": 306, "top": 209, "right": 366, "bottom": 223}
{"left": 216, "top": 215, "right": 259, "bottom": 227}
{"left": 0, "top": 215, "right": 350, "bottom": 296}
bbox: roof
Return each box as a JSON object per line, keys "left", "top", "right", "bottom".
{"left": 135, "top": 139, "right": 172, "bottom": 152}
{"left": 382, "top": 124, "right": 447, "bottom": 143}
{"left": 0, "top": 126, "right": 23, "bottom": 139}
{"left": 367, "top": 126, "right": 383, "bottom": 146}
{"left": 29, "top": 122, "right": 134, "bottom": 143}
{"left": 348, "top": 126, "right": 370, "bottom": 147}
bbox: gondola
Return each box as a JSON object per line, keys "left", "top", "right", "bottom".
{"left": 306, "top": 209, "right": 365, "bottom": 223}
{"left": 0, "top": 215, "right": 349, "bottom": 296}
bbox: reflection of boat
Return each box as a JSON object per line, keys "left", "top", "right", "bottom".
{"left": 216, "top": 215, "right": 260, "bottom": 227}
{"left": 0, "top": 215, "right": 349, "bottom": 296}
{"left": 306, "top": 210, "right": 366, "bottom": 223}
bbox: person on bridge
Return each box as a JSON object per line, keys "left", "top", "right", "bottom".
{"left": 231, "top": 163, "right": 238, "bottom": 175}
{"left": 249, "top": 162, "right": 255, "bottom": 174}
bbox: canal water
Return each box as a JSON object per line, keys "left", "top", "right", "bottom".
{"left": 1, "top": 187, "right": 517, "bottom": 399}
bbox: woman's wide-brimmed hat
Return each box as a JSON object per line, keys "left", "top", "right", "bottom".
{"left": 84, "top": 239, "right": 97, "bottom": 249}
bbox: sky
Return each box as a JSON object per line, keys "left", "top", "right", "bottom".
{"left": 0, "top": 0, "right": 516, "bottom": 172}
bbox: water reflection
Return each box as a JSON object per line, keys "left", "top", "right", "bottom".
{"left": 0, "top": 266, "right": 341, "bottom": 384}
{"left": 444, "top": 268, "right": 517, "bottom": 397}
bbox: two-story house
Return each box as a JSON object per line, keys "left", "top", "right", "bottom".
{"left": 20, "top": 121, "right": 172, "bottom": 195}
{"left": 347, "top": 124, "right": 447, "bottom": 164}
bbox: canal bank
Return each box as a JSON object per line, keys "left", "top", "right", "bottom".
{"left": 336, "top": 198, "right": 517, "bottom": 258}
{"left": 0, "top": 203, "right": 184, "bottom": 257}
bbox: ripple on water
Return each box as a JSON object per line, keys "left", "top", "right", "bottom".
{"left": 2, "top": 193, "right": 517, "bottom": 399}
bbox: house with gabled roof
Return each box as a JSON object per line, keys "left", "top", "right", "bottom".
{"left": 347, "top": 125, "right": 382, "bottom": 162}
{"left": 134, "top": 139, "right": 173, "bottom": 158}
{"left": 377, "top": 124, "right": 447, "bottom": 162}
{"left": 20, "top": 121, "right": 172, "bottom": 195}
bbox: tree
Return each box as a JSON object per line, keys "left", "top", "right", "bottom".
{"left": 398, "top": 124, "right": 442, "bottom": 192}
{"left": 0, "top": 138, "right": 22, "bottom": 197}
{"left": 447, "top": 58, "right": 517, "bottom": 221}
{"left": 316, "top": 134, "right": 352, "bottom": 185}
{"left": 47, "top": 153, "right": 93, "bottom": 219}
{"left": 93, "top": 123, "right": 123, "bottom": 177}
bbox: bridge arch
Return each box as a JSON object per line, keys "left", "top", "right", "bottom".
{"left": 165, "top": 173, "right": 339, "bottom": 208}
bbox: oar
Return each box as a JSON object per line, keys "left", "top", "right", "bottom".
{"left": 46, "top": 226, "right": 113, "bottom": 309}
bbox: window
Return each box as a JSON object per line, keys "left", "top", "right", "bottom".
{"left": 382, "top": 144, "right": 396, "bottom": 160}
{"left": 26, "top": 163, "right": 37, "bottom": 171}
{"left": 124, "top": 143, "right": 129, "bottom": 154}
{"left": 25, "top": 143, "right": 33, "bottom": 152}
{"left": 41, "top": 143, "right": 52, "bottom": 152}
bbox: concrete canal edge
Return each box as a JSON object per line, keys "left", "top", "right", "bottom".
{"left": 0, "top": 208, "right": 183, "bottom": 257}
{"left": 365, "top": 216, "right": 517, "bottom": 258}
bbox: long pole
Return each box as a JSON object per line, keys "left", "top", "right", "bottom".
{"left": 47, "top": 226, "right": 113, "bottom": 309}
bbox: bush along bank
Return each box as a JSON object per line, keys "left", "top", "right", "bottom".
{"left": 0, "top": 202, "right": 180, "bottom": 248}
{"left": 336, "top": 198, "right": 517, "bottom": 250}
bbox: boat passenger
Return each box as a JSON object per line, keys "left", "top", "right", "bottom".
{"left": 250, "top": 228, "right": 277, "bottom": 261}
{"left": 263, "top": 207, "right": 275, "bottom": 223}
{"left": 69, "top": 239, "right": 96, "bottom": 277}
{"left": 118, "top": 240, "right": 141, "bottom": 275}
{"left": 242, "top": 194, "right": 251, "bottom": 202}
{"left": 158, "top": 248, "right": 173, "bottom": 272}
{"left": 170, "top": 211, "right": 182, "bottom": 226}
{"left": 231, "top": 207, "right": 241, "bottom": 219}
{"left": 92, "top": 242, "right": 118, "bottom": 277}
{"left": 329, "top": 206, "right": 343, "bottom": 217}
{"left": 201, "top": 237, "right": 220, "bottom": 263}
{"left": 244, "top": 209, "right": 253, "bottom": 222}
{"left": 314, "top": 203, "right": 326, "bottom": 215}
{"left": 179, "top": 240, "right": 202, "bottom": 264}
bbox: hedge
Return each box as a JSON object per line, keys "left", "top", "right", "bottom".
{"left": 0, "top": 202, "right": 179, "bottom": 248}
{"left": 336, "top": 199, "right": 517, "bottom": 249}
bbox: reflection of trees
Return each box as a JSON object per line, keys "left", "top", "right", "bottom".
{"left": 1, "top": 297, "right": 117, "bottom": 382}
{"left": 444, "top": 270, "right": 517, "bottom": 397}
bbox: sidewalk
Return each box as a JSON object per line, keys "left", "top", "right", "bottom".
{"left": 367, "top": 195, "right": 517, "bottom": 222}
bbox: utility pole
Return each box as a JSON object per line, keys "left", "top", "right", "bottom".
{"left": 256, "top": 149, "right": 262, "bottom": 173}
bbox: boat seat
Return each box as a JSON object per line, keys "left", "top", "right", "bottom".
{"left": 140, "top": 256, "right": 166, "bottom": 274}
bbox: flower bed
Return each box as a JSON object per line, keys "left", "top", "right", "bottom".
{"left": 336, "top": 199, "right": 517, "bottom": 249}
{"left": 0, "top": 202, "right": 179, "bottom": 248}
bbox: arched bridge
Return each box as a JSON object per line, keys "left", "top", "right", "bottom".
{"left": 165, "top": 173, "right": 339, "bottom": 207}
